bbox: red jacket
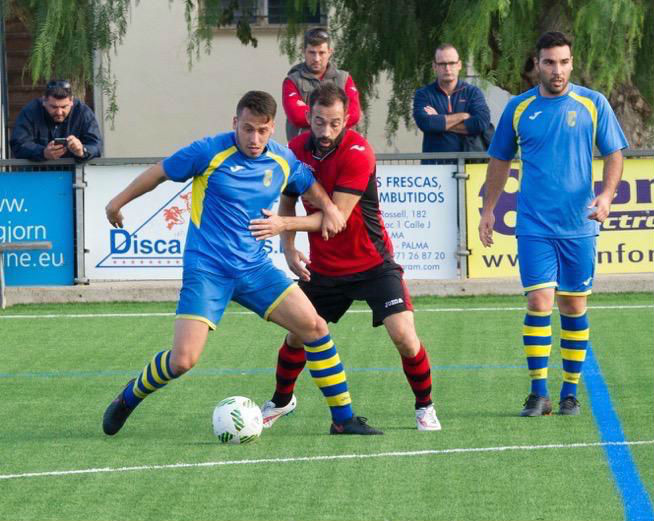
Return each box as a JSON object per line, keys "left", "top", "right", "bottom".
{"left": 283, "top": 63, "right": 361, "bottom": 140}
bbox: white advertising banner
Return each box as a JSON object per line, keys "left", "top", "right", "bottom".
{"left": 377, "top": 164, "right": 458, "bottom": 279}
{"left": 84, "top": 165, "right": 306, "bottom": 280}
{"left": 84, "top": 164, "right": 458, "bottom": 281}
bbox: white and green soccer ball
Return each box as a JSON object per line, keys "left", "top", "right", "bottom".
{"left": 212, "top": 396, "right": 263, "bottom": 444}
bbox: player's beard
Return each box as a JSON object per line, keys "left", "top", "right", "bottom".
{"left": 313, "top": 129, "right": 346, "bottom": 156}
{"left": 541, "top": 74, "right": 569, "bottom": 96}
{"left": 316, "top": 137, "right": 334, "bottom": 154}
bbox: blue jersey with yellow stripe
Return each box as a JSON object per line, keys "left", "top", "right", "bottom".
{"left": 162, "top": 131, "right": 315, "bottom": 275}
{"left": 489, "top": 84, "right": 628, "bottom": 238}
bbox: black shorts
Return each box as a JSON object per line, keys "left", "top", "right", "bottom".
{"left": 299, "top": 263, "right": 413, "bottom": 327}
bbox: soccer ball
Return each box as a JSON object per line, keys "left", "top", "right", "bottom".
{"left": 212, "top": 396, "right": 263, "bottom": 444}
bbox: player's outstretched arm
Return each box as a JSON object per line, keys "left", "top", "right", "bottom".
{"left": 250, "top": 187, "right": 360, "bottom": 241}
{"left": 479, "top": 158, "right": 511, "bottom": 247}
{"left": 250, "top": 193, "right": 323, "bottom": 240}
{"left": 301, "top": 182, "right": 346, "bottom": 239}
{"left": 249, "top": 208, "right": 323, "bottom": 239}
{"left": 331, "top": 191, "right": 361, "bottom": 222}
{"left": 105, "top": 162, "right": 169, "bottom": 228}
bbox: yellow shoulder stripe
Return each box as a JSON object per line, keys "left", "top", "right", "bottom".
{"left": 569, "top": 91, "right": 598, "bottom": 144}
{"left": 512, "top": 96, "right": 537, "bottom": 139}
{"left": 265, "top": 151, "right": 291, "bottom": 193}
{"left": 191, "top": 146, "right": 238, "bottom": 228}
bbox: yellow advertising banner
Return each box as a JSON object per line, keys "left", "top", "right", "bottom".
{"left": 466, "top": 158, "right": 654, "bottom": 278}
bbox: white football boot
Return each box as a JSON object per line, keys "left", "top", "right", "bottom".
{"left": 260, "top": 394, "right": 297, "bottom": 429}
{"left": 415, "top": 404, "right": 442, "bottom": 431}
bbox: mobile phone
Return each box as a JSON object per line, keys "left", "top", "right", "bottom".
{"left": 53, "top": 138, "right": 68, "bottom": 146}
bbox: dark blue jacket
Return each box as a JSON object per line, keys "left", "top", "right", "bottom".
{"left": 413, "top": 80, "right": 490, "bottom": 153}
{"left": 10, "top": 98, "right": 103, "bottom": 161}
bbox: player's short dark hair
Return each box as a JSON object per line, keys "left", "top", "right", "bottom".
{"left": 308, "top": 83, "right": 349, "bottom": 112}
{"left": 236, "top": 91, "right": 277, "bottom": 121}
{"left": 304, "top": 27, "right": 330, "bottom": 49}
{"left": 536, "top": 31, "right": 573, "bottom": 57}
{"left": 44, "top": 80, "right": 72, "bottom": 99}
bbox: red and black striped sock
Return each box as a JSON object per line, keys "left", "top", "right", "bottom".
{"left": 401, "top": 344, "right": 433, "bottom": 409}
{"left": 271, "top": 339, "right": 306, "bottom": 407}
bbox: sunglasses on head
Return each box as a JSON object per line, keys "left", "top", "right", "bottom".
{"left": 46, "top": 80, "right": 72, "bottom": 91}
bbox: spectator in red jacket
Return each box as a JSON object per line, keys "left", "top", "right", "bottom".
{"left": 283, "top": 27, "right": 360, "bottom": 141}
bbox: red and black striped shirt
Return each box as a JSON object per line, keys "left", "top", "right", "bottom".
{"left": 288, "top": 129, "right": 395, "bottom": 276}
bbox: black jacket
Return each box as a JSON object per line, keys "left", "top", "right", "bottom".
{"left": 10, "top": 98, "right": 103, "bottom": 161}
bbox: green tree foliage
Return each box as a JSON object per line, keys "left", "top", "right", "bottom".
{"left": 185, "top": 0, "right": 260, "bottom": 63}
{"left": 5, "top": 0, "right": 132, "bottom": 121}
{"left": 2, "top": 0, "right": 261, "bottom": 123}
{"left": 634, "top": 4, "right": 653, "bottom": 108}
{"left": 278, "top": 0, "right": 653, "bottom": 144}
{"left": 4, "top": 0, "right": 652, "bottom": 143}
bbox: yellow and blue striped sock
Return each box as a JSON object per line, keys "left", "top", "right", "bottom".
{"left": 304, "top": 334, "right": 353, "bottom": 423}
{"left": 560, "top": 311, "right": 589, "bottom": 399}
{"left": 523, "top": 310, "right": 552, "bottom": 397}
{"left": 123, "top": 350, "right": 178, "bottom": 409}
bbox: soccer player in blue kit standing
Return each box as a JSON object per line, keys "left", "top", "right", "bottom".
{"left": 102, "top": 90, "right": 382, "bottom": 435}
{"left": 478, "top": 32, "right": 628, "bottom": 417}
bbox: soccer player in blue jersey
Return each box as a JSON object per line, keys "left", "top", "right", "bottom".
{"left": 478, "top": 32, "right": 628, "bottom": 417}
{"left": 102, "top": 90, "right": 382, "bottom": 436}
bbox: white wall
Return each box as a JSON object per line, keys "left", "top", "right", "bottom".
{"left": 101, "top": 0, "right": 510, "bottom": 157}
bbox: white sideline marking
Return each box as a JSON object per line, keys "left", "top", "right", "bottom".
{"left": 1, "top": 439, "right": 652, "bottom": 481}
{"left": 0, "top": 304, "right": 651, "bottom": 320}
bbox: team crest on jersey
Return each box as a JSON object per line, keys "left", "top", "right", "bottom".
{"left": 263, "top": 169, "right": 273, "bottom": 187}
{"left": 567, "top": 111, "right": 577, "bottom": 127}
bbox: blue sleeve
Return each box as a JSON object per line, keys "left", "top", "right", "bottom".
{"left": 162, "top": 139, "right": 211, "bottom": 182}
{"left": 284, "top": 157, "right": 315, "bottom": 196}
{"left": 463, "top": 86, "right": 491, "bottom": 136}
{"left": 488, "top": 102, "right": 518, "bottom": 161}
{"left": 78, "top": 106, "right": 103, "bottom": 159}
{"left": 595, "top": 94, "right": 629, "bottom": 155}
{"left": 412, "top": 88, "right": 446, "bottom": 133}
{"left": 9, "top": 106, "right": 46, "bottom": 161}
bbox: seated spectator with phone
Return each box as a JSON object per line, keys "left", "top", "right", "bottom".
{"left": 10, "top": 80, "right": 103, "bottom": 161}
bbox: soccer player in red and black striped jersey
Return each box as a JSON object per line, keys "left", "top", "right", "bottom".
{"left": 250, "top": 83, "right": 441, "bottom": 431}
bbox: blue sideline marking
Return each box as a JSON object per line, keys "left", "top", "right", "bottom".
{"left": 584, "top": 344, "right": 654, "bottom": 521}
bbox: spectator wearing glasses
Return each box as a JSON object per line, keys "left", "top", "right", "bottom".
{"left": 413, "top": 44, "right": 491, "bottom": 163}
{"left": 10, "top": 80, "right": 103, "bottom": 161}
{"left": 283, "top": 27, "right": 361, "bottom": 141}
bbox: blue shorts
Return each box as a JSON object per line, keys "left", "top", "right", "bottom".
{"left": 176, "top": 261, "right": 296, "bottom": 329}
{"left": 517, "top": 236, "right": 596, "bottom": 296}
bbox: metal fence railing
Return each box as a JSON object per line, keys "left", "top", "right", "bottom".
{"left": 1, "top": 149, "right": 653, "bottom": 286}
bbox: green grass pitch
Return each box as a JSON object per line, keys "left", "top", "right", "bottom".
{"left": 1, "top": 293, "right": 652, "bottom": 520}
